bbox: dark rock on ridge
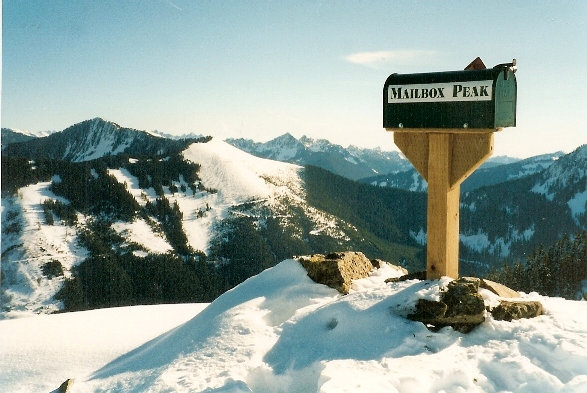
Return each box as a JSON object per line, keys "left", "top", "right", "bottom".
{"left": 409, "top": 277, "right": 486, "bottom": 333}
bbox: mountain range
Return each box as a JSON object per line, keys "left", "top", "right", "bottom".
{"left": 361, "top": 151, "right": 565, "bottom": 193}
{"left": 226, "top": 133, "right": 413, "bottom": 181}
{"left": 1, "top": 118, "right": 585, "bottom": 317}
{"left": 225, "top": 133, "right": 565, "bottom": 193}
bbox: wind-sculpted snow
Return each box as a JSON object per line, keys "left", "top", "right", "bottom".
{"left": 2, "top": 260, "right": 585, "bottom": 392}
{"left": 88, "top": 260, "right": 338, "bottom": 392}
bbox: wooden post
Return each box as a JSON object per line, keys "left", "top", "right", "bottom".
{"left": 393, "top": 130, "right": 494, "bottom": 279}
{"left": 427, "top": 133, "right": 460, "bottom": 279}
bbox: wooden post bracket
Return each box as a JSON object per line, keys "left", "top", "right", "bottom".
{"left": 392, "top": 130, "right": 495, "bottom": 279}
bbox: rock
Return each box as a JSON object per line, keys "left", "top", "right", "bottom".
{"left": 385, "top": 270, "right": 426, "bottom": 283}
{"left": 443, "top": 278, "right": 485, "bottom": 320}
{"left": 408, "top": 277, "right": 485, "bottom": 333}
{"left": 491, "top": 300, "right": 543, "bottom": 321}
{"left": 480, "top": 279, "right": 521, "bottom": 298}
{"left": 298, "top": 252, "right": 374, "bottom": 294}
{"left": 411, "top": 298, "right": 448, "bottom": 320}
{"left": 370, "top": 258, "right": 384, "bottom": 269}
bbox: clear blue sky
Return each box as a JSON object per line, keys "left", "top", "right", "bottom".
{"left": 2, "top": 0, "right": 586, "bottom": 157}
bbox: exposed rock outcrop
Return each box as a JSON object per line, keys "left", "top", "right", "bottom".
{"left": 491, "top": 300, "right": 543, "bottom": 321}
{"left": 298, "top": 252, "right": 374, "bottom": 294}
{"left": 298, "top": 252, "right": 544, "bottom": 332}
{"left": 408, "top": 277, "right": 486, "bottom": 333}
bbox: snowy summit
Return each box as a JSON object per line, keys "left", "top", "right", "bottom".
{"left": 1, "top": 259, "right": 586, "bottom": 393}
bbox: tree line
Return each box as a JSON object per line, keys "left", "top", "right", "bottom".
{"left": 487, "top": 232, "right": 586, "bottom": 299}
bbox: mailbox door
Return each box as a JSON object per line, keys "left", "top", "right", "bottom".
{"left": 493, "top": 71, "right": 517, "bottom": 127}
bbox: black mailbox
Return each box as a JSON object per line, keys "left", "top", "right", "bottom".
{"left": 383, "top": 62, "right": 517, "bottom": 130}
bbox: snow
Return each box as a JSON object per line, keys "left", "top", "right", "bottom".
{"left": 345, "top": 155, "right": 358, "bottom": 165}
{"left": 531, "top": 182, "right": 555, "bottom": 201}
{"left": 409, "top": 171, "right": 426, "bottom": 192}
{"left": 567, "top": 188, "right": 587, "bottom": 224}
{"left": 108, "top": 168, "right": 152, "bottom": 206}
{"left": 460, "top": 227, "right": 535, "bottom": 257}
{"left": 1, "top": 138, "right": 326, "bottom": 316}
{"left": 183, "top": 138, "right": 302, "bottom": 205}
{"left": 178, "top": 139, "right": 305, "bottom": 252}
{"left": 460, "top": 231, "right": 496, "bottom": 255}
{"left": 3, "top": 259, "right": 585, "bottom": 393}
{"left": 1, "top": 183, "right": 87, "bottom": 318}
{"left": 0, "top": 304, "right": 208, "bottom": 393}
{"left": 409, "top": 227, "right": 427, "bottom": 246}
{"left": 69, "top": 119, "right": 131, "bottom": 162}
{"left": 111, "top": 219, "right": 173, "bottom": 254}
{"left": 105, "top": 139, "right": 305, "bottom": 255}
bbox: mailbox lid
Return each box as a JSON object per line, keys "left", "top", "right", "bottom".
{"left": 383, "top": 68, "right": 516, "bottom": 129}
{"left": 384, "top": 68, "right": 499, "bottom": 86}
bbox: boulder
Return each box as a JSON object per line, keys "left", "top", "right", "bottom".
{"left": 442, "top": 278, "right": 486, "bottom": 320}
{"left": 408, "top": 277, "right": 485, "bottom": 333}
{"left": 480, "top": 279, "right": 521, "bottom": 298}
{"left": 491, "top": 300, "right": 543, "bottom": 321}
{"left": 298, "top": 252, "right": 374, "bottom": 294}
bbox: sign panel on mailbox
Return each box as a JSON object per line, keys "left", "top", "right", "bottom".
{"left": 388, "top": 80, "right": 493, "bottom": 103}
{"left": 383, "top": 64, "right": 516, "bottom": 130}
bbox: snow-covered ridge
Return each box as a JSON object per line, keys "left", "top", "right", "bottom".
{"left": 2, "top": 138, "right": 353, "bottom": 317}
{"left": 2, "top": 117, "right": 202, "bottom": 163}
{"left": 183, "top": 138, "right": 303, "bottom": 204}
{"left": 1, "top": 260, "right": 586, "bottom": 392}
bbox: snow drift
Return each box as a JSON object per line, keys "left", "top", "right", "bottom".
{"left": 1, "top": 259, "right": 586, "bottom": 393}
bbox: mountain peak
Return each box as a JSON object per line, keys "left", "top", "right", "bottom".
{"left": 1, "top": 118, "right": 203, "bottom": 162}
{"left": 268, "top": 132, "right": 298, "bottom": 143}
{"left": 90, "top": 117, "right": 120, "bottom": 128}
{"left": 71, "top": 117, "right": 122, "bottom": 132}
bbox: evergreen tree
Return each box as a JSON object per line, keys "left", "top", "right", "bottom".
{"left": 488, "top": 232, "right": 586, "bottom": 299}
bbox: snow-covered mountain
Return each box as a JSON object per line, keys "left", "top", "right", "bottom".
{"left": 226, "top": 133, "right": 544, "bottom": 190}
{"left": 2, "top": 118, "right": 585, "bottom": 319}
{"left": 1, "top": 128, "right": 38, "bottom": 148}
{"left": 226, "top": 133, "right": 412, "bottom": 180}
{"left": 363, "top": 151, "right": 563, "bottom": 193}
{"left": 1, "top": 118, "right": 204, "bottom": 162}
{"left": 531, "top": 145, "right": 587, "bottom": 225}
{"left": 456, "top": 145, "right": 586, "bottom": 263}
{"left": 2, "top": 131, "right": 388, "bottom": 317}
{"left": 1, "top": 260, "right": 586, "bottom": 393}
